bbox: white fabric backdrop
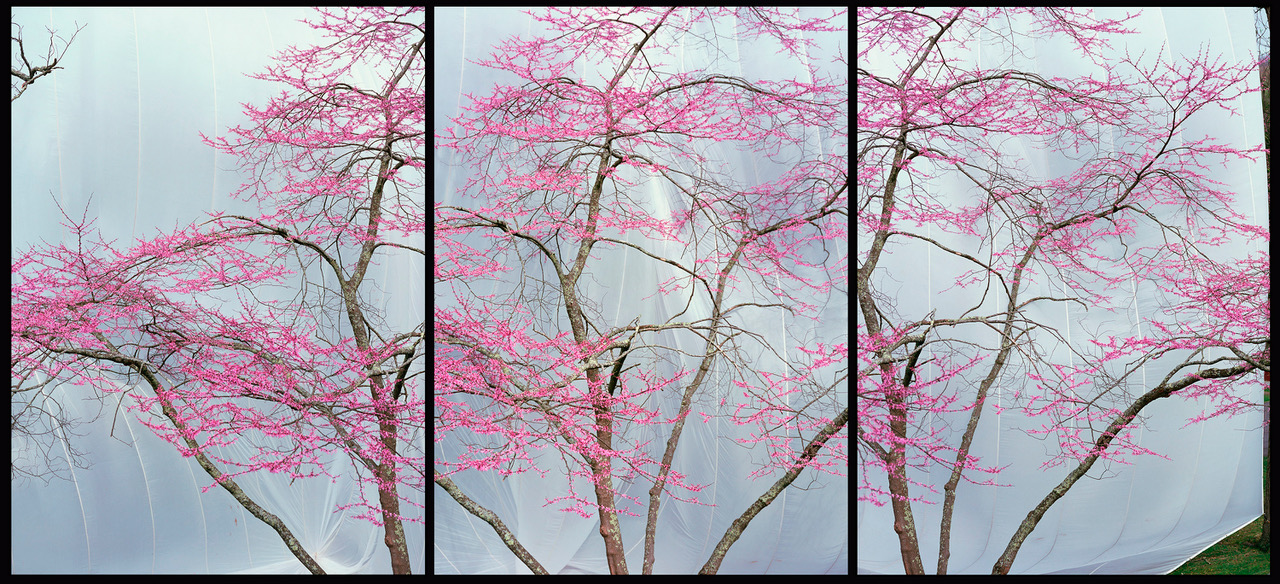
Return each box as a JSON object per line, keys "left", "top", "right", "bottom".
{"left": 10, "top": 7, "right": 425, "bottom": 574}
{"left": 856, "top": 8, "right": 1266, "bottom": 574}
{"left": 435, "top": 7, "right": 848, "bottom": 575}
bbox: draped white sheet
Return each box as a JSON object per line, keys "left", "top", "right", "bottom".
{"left": 857, "top": 8, "right": 1266, "bottom": 574}
{"left": 10, "top": 7, "right": 425, "bottom": 573}
{"left": 434, "top": 7, "right": 848, "bottom": 574}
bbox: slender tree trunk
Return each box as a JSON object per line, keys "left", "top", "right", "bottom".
{"left": 376, "top": 416, "right": 412, "bottom": 574}
{"left": 992, "top": 363, "right": 1260, "bottom": 574}
{"left": 590, "top": 398, "right": 629, "bottom": 574}
{"left": 887, "top": 394, "right": 926, "bottom": 574}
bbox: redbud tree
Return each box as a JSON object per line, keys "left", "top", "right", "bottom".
{"left": 857, "top": 7, "right": 1268, "bottom": 574}
{"left": 11, "top": 7, "right": 425, "bottom": 575}
{"left": 435, "top": 7, "right": 847, "bottom": 575}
